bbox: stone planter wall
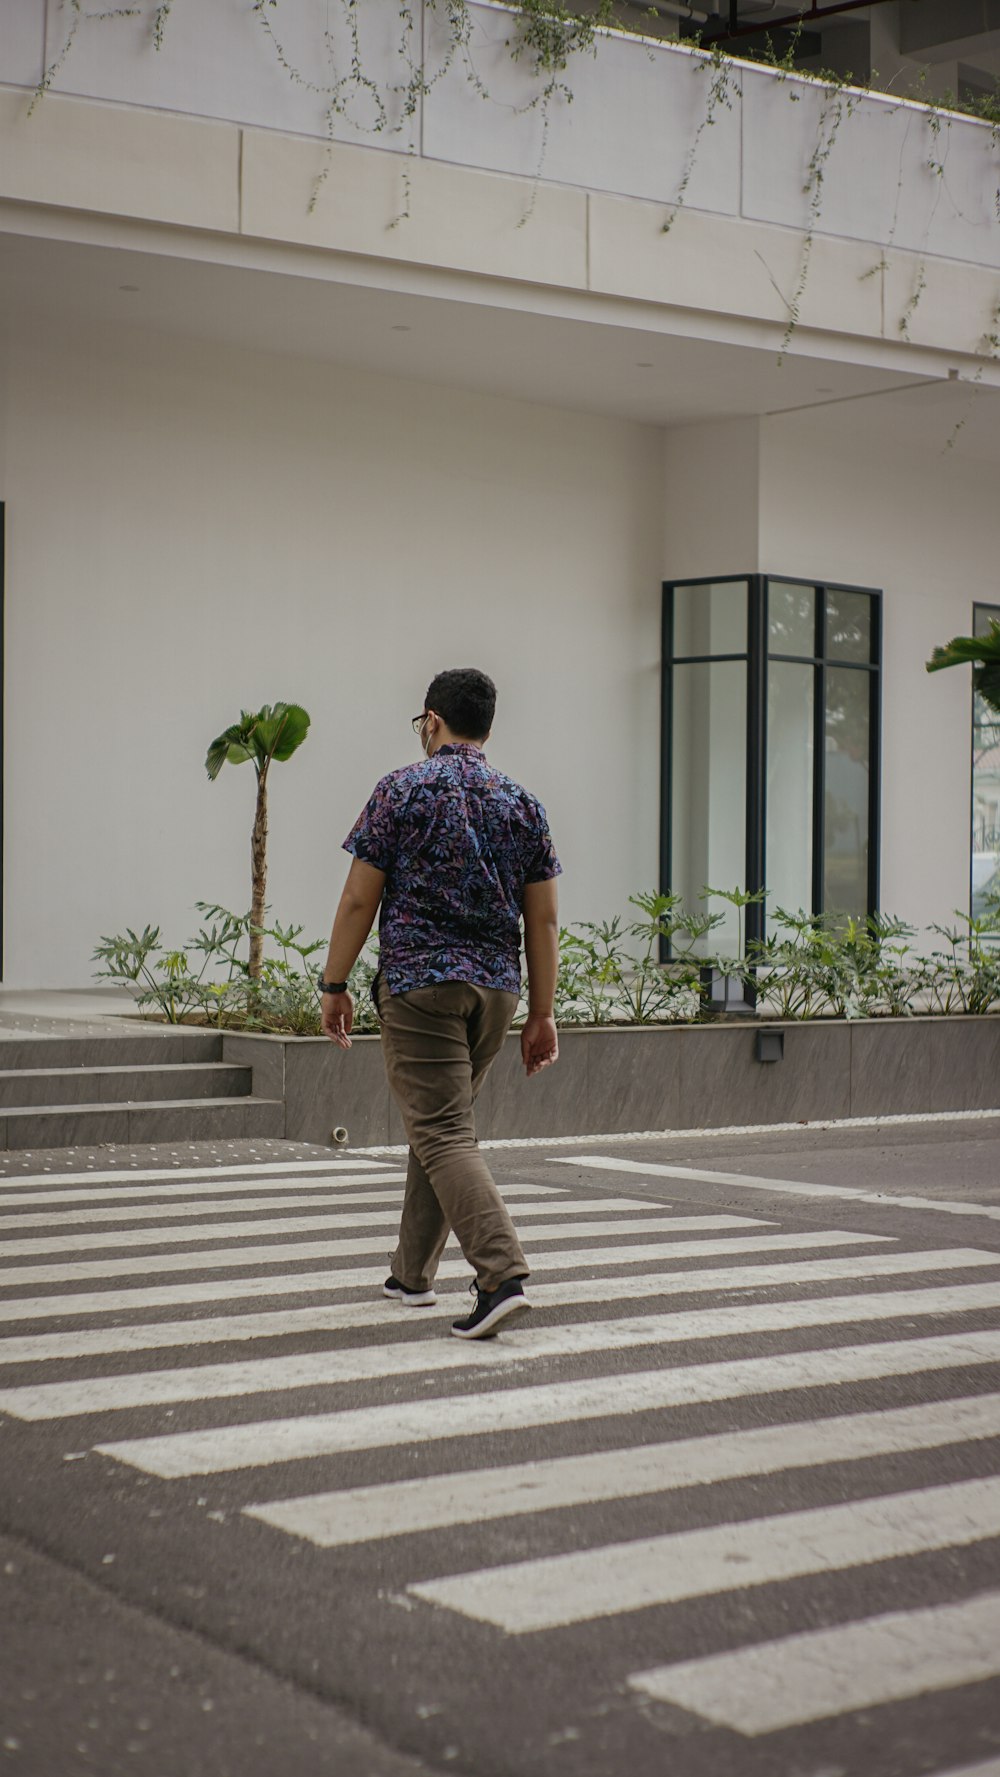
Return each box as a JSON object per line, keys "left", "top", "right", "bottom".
{"left": 221, "top": 1016, "right": 1000, "bottom": 1149}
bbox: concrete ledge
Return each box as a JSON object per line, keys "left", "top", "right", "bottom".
{"left": 240, "top": 129, "right": 589, "bottom": 289}
{"left": 226, "top": 1016, "right": 1000, "bottom": 1150}
{"left": 0, "top": 85, "right": 239, "bottom": 232}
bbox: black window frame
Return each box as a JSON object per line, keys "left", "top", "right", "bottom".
{"left": 660, "top": 572, "right": 882, "bottom": 954}
{"left": 972, "top": 600, "right": 1000, "bottom": 922}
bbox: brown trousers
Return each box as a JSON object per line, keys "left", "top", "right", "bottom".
{"left": 377, "top": 978, "right": 527, "bottom": 1294}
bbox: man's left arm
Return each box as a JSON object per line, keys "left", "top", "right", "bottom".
{"left": 321, "top": 858, "right": 386, "bottom": 1047}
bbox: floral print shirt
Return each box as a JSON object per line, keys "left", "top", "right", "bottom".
{"left": 344, "top": 743, "right": 561, "bottom": 996}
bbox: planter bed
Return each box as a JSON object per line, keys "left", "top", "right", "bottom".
{"left": 218, "top": 1015, "right": 1000, "bottom": 1148}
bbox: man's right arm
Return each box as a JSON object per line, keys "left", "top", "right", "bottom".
{"left": 521, "top": 877, "right": 560, "bottom": 1077}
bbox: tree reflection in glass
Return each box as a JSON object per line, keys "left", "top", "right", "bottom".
{"left": 824, "top": 664, "right": 870, "bottom": 919}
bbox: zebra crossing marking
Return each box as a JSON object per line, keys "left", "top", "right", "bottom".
{"left": 5, "top": 1148, "right": 996, "bottom": 1760}
{"left": 0, "top": 1216, "right": 769, "bottom": 1288}
{"left": 3, "top": 1249, "right": 993, "bottom": 1364}
{"left": 0, "top": 1172, "right": 564, "bottom": 1215}
{"left": 0, "top": 1159, "right": 391, "bottom": 1189}
{"left": 0, "top": 1229, "right": 893, "bottom": 1324}
{"left": 0, "top": 1182, "right": 576, "bottom": 1231}
{"left": 408, "top": 1475, "right": 1000, "bottom": 1630}
{"left": 557, "top": 1154, "right": 1000, "bottom": 1226}
{"left": 0, "top": 1174, "right": 412, "bottom": 1208}
{"left": 246, "top": 1391, "right": 1000, "bottom": 1548}
{"left": 7, "top": 1280, "right": 1000, "bottom": 1421}
{"left": 96, "top": 1328, "right": 1000, "bottom": 1477}
{"left": 627, "top": 1590, "right": 1000, "bottom": 1736}
{"left": 0, "top": 1197, "right": 685, "bottom": 1257}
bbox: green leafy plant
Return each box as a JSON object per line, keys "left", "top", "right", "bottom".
{"left": 205, "top": 704, "right": 310, "bottom": 980}
{"left": 94, "top": 904, "right": 380, "bottom": 1035}
{"left": 923, "top": 909, "right": 1000, "bottom": 1016}
{"left": 926, "top": 621, "right": 1000, "bottom": 715}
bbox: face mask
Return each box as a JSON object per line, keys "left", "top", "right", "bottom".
{"left": 420, "top": 717, "right": 433, "bottom": 757}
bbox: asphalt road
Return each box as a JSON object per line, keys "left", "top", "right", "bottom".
{"left": 1, "top": 1116, "right": 1000, "bottom": 1777}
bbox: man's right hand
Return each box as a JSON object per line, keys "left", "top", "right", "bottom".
{"left": 520, "top": 1013, "right": 559, "bottom": 1077}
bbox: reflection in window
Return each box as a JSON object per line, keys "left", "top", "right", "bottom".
{"left": 671, "top": 660, "right": 747, "bottom": 956}
{"left": 824, "top": 665, "right": 870, "bottom": 916}
{"left": 826, "top": 589, "right": 872, "bottom": 663}
{"left": 767, "top": 662, "right": 814, "bottom": 915}
{"left": 973, "top": 604, "right": 1000, "bottom": 919}
{"left": 768, "top": 582, "right": 815, "bottom": 658}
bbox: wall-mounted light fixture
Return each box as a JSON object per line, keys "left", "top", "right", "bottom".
{"left": 755, "top": 1028, "right": 784, "bottom": 1064}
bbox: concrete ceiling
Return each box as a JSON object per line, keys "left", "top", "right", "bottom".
{"left": 1, "top": 223, "right": 997, "bottom": 456}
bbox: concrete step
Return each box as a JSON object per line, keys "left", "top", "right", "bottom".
{"left": 0, "top": 1098, "right": 285, "bottom": 1150}
{"left": 0, "top": 1031, "right": 223, "bottom": 1071}
{"left": 0, "top": 1063, "right": 252, "bottom": 1109}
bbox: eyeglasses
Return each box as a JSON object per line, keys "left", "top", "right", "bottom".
{"left": 411, "top": 712, "right": 428, "bottom": 735}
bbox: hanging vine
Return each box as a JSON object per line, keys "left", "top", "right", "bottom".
{"left": 661, "top": 42, "right": 736, "bottom": 236}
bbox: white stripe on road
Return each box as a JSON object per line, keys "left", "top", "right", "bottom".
{"left": 0, "top": 1160, "right": 388, "bottom": 1188}
{"left": 0, "top": 1217, "right": 766, "bottom": 1286}
{"left": 3, "top": 1249, "right": 990, "bottom": 1365}
{"left": 628, "top": 1591, "right": 1000, "bottom": 1735}
{"left": 0, "top": 1175, "right": 407, "bottom": 1209}
{"left": 0, "top": 1198, "right": 679, "bottom": 1256}
{"left": 0, "top": 1176, "right": 568, "bottom": 1210}
{"left": 12, "top": 1279, "right": 1000, "bottom": 1420}
{"left": 0, "top": 1189, "right": 408, "bottom": 1228}
{"left": 557, "top": 1155, "right": 1000, "bottom": 1225}
{"left": 409, "top": 1476, "right": 1000, "bottom": 1630}
{"left": 0, "top": 1182, "right": 560, "bottom": 1229}
{"left": 98, "top": 1328, "right": 1000, "bottom": 1477}
{"left": 0, "top": 1230, "right": 892, "bottom": 1323}
{"left": 247, "top": 1392, "right": 1000, "bottom": 1548}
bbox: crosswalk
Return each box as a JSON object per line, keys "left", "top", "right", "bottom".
{"left": 2, "top": 1148, "right": 1000, "bottom": 1761}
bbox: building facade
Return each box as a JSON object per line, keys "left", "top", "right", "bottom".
{"left": 1, "top": 0, "right": 999, "bottom": 986}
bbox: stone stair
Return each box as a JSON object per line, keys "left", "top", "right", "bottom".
{"left": 0, "top": 1029, "right": 286, "bottom": 1149}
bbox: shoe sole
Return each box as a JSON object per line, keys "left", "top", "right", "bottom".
{"left": 383, "top": 1285, "right": 437, "bottom": 1307}
{"left": 450, "top": 1295, "right": 531, "bottom": 1340}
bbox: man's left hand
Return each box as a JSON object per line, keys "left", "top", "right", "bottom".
{"left": 322, "top": 991, "right": 355, "bottom": 1048}
{"left": 520, "top": 1013, "right": 558, "bottom": 1077}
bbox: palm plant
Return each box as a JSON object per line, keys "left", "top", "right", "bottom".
{"left": 205, "top": 704, "right": 311, "bottom": 980}
{"left": 926, "top": 619, "right": 1000, "bottom": 714}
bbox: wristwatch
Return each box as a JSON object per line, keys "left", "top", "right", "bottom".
{"left": 319, "top": 978, "right": 349, "bottom": 994}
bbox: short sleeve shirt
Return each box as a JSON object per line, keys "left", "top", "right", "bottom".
{"left": 343, "top": 743, "right": 561, "bottom": 996}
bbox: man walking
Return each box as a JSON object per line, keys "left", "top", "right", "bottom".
{"left": 320, "top": 667, "right": 561, "bottom": 1339}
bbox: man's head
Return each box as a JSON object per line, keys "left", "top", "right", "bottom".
{"left": 417, "top": 667, "right": 496, "bottom": 755}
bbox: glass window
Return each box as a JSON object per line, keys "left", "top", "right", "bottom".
{"left": 766, "top": 662, "right": 814, "bottom": 916}
{"left": 768, "top": 582, "right": 816, "bottom": 658}
{"left": 663, "top": 576, "right": 880, "bottom": 953}
{"left": 672, "top": 581, "right": 747, "bottom": 659}
{"left": 973, "top": 604, "right": 1000, "bottom": 920}
{"left": 670, "top": 660, "right": 747, "bottom": 955}
{"left": 823, "top": 665, "right": 870, "bottom": 917}
{"left": 826, "top": 588, "right": 872, "bottom": 663}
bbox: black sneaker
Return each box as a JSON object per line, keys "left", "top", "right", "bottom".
{"left": 451, "top": 1277, "right": 530, "bottom": 1340}
{"left": 383, "top": 1275, "right": 437, "bottom": 1307}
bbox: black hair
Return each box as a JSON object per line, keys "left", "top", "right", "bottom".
{"left": 424, "top": 667, "right": 496, "bottom": 741}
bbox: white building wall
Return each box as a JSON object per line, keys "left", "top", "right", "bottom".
{"left": 1, "top": 315, "right": 663, "bottom": 988}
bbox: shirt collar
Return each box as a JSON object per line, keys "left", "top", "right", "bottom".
{"left": 437, "top": 742, "right": 484, "bottom": 756}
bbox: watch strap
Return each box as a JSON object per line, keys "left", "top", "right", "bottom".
{"left": 319, "top": 978, "right": 350, "bottom": 994}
